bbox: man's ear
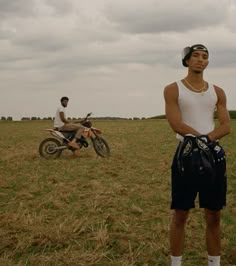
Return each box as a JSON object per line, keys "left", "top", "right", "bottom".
{"left": 185, "top": 59, "right": 189, "bottom": 67}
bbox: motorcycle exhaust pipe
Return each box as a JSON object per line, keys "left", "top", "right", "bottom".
{"left": 54, "top": 145, "right": 67, "bottom": 150}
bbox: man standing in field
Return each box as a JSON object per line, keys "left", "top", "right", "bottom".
{"left": 163, "top": 44, "right": 231, "bottom": 266}
{"left": 54, "top": 96, "right": 85, "bottom": 150}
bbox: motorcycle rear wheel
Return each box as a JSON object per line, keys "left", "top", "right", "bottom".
{"left": 39, "top": 138, "right": 63, "bottom": 159}
{"left": 92, "top": 136, "right": 110, "bottom": 158}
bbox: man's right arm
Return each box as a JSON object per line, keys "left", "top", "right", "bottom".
{"left": 163, "top": 82, "right": 200, "bottom": 136}
{"left": 59, "top": 112, "right": 69, "bottom": 124}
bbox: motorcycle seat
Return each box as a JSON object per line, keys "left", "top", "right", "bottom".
{"left": 53, "top": 128, "right": 75, "bottom": 133}
{"left": 59, "top": 130, "right": 75, "bottom": 134}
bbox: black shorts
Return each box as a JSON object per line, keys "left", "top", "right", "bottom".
{"left": 171, "top": 143, "right": 227, "bottom": 211}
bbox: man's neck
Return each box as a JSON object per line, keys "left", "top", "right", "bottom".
{"left": 186, "top": 72, "right": 204, "bottom": 84}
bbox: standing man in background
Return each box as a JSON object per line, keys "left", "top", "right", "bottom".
{"left": 164, "top": 44, "right": 231, "bottom": 266}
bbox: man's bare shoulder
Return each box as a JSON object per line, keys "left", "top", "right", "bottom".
{"left": 213, "top": 84, "right": 224, "bottom": 92}
{"left": 164, "top": 82, "right": 178, "bottom": 91}
{"left": 213, "top": 84, "right": 227, "bottom": 99}
{"left": 164, "top": 82, "right": 178, "bottom": 96}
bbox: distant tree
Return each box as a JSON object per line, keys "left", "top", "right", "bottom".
{"left": 21, "top": 117, "right": 30, "bottom": 121}
{"left": 229, "top": 110, "right": 236, "bottom": 119}
{"left": 149, "top": 115, "right": 166, "bottom": 119}
{"left": 7, "top": 117, "right": 13, "bottom": 121}
{"left": 31, "top": 117, "right": 37, "bottom": 120}
{"left": 1, "top": 116, "right": 6, "bottom": 121}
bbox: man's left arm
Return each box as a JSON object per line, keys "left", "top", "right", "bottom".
{"left": 208, "top": 86, "right": 231, "bottom": 141}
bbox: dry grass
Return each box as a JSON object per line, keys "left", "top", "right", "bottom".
{"left": 0, "top": 119, "right": 236, "bottom": 266}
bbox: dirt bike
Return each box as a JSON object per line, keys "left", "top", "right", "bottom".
{"left": 39, "top": 112, "right": 110, "bottom": 159}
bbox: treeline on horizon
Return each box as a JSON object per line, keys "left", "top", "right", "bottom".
{"left": 1, "top": 110, "right": 236, "bottom": 121}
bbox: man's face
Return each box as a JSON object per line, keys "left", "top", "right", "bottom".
{"left": 61, "top": 99, "right": 69, "bottom": 107}
{"left": 187, "top": 50, "right": 209, "bottom": 73}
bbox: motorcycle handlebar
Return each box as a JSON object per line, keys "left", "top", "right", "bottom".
{"left": 83, "top": 112, "right": 92, "bottom": 121}
{"left": 74, "top": 113, "right": 92, "bottom": 123}
{"left": 86, "top": 112, "right": 92, "bottom": 118}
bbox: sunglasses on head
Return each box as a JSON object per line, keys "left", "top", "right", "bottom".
{"left": 192, "top": 45, "right": 208, "bottom": 52}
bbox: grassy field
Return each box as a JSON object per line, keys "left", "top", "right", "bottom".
{"left": 0, "top": 119, "right": 236, "bottom": 266}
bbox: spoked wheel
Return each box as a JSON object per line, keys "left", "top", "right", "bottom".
{"left": 92, "top": 136, "right": 110, "bottom": 158}
{"left": 39, "top": 138, "right": 63, "bottom": 159}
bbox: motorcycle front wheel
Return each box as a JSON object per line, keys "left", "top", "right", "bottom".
{"left": 92, "top": 136, "right": 110, "bottom": 158}
{"left": 39, "top": 138, "right": 63, "bottom": 159}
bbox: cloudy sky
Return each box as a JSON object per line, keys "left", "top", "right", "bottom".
{"left": 1, "top": 0, "right": 236, "bottom": 120}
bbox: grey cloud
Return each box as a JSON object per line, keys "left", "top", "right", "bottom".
{"left": 44, "top": 0, "right": 74, "bottom": 15}
{"left": 104, "top": 0, "right": 230, "bottom": 34}
{"left": 210, "top": 49, "right": 236, "bottom": 68}
{"left": 0, "top": 0, "right": 74, "bottom": 23}
{"left": 1, "top": 2, "right": 236, "bottom": 72}
{"left": 13, "top": 35, "right": 69, "bottom": 52}
{"left": 0, "top": 0, "right": 37, "bottom": 18}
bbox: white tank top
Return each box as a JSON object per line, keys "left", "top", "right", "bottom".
{"left": 176, "top": 80, "right": 217, "bottom": 140}
{"left": 54, "top": 105, "right": 66, "bottom": 128}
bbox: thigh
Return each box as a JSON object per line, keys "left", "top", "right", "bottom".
{"left": 199, "top": 158, "right": 227, "bottom": 210}
{"left": 171, "top": 145, "right": 198, "bottom": 210}
{"left": 60, "top": 123, "right": 83, "bottom": 131}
